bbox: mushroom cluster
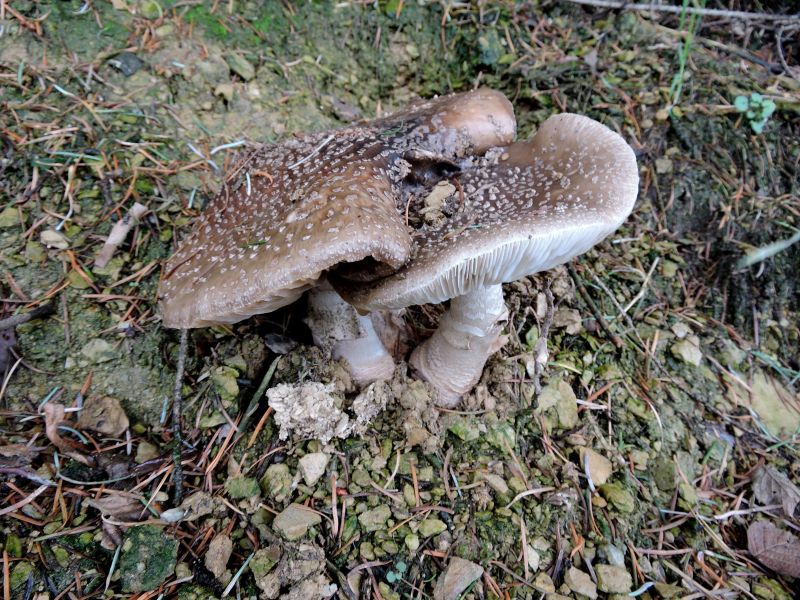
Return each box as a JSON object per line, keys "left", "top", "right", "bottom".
{"left": 159, "top": 89, "right": 638, "bottom": 405}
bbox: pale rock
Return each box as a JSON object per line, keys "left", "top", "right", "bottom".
{"left": 579, "top": 448, "right": 613, "bottom": 486}
{"left": 595, "top": 564, "right": 633, "bottom": 593}
{"left": 532, "top": 571, "right": 556, "bottom": 593}
{"left": 564, "top": 567, "right": 597, "bottom": 599}
{"left": 273, "top": 504, "right": 321, "bottom": 540}
{"left": 358, "top": 505, "right": 391, "bottom": 532}
{"left": 299, "top": 452, "right": 329, "bottom": 486}
{"left": 135, "top": 441, "right": 159, "bottom": 463}
{"left": 671, "top": 335, "right": 703, "bottom": 366}
{"left": 81, "top": 338, "right": 116, "bottom": 363}
{"left": 480, "top": 472, "right": 509, "bottom": 495}
{"left": 204, "top": 534, "right": 233, "bottom": 579}
{"left": 433, "top": 557, "right": 483, "bottom": 600}
{"left": 40, "top": 229, "right": 69, "bottom": 249}
{"left": 214, "top": 83, "right": 234, "bottom": 102}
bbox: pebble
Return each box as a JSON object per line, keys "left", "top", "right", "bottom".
{"left": 532, "top": 572, "right": 555, "bottom": 593}
{"left": 599, "top": 482, "right": 636, "bottom": 513}
{"left": 595, "top": 564, "right": 633, "bottom": 593}
{"left": 226, "top": 53, "right": 256, "bottom": 81}
{"left": 564, "top": 566, "right": 597, "bottom": 600}
{"left": 358, "top": 505, "right": 391, "bottom": 532}
{"left": 299, "top": 452, "right": 329, "bottom": 486}
{"left": 433, "top": 557, "right": 483, "bottom": 600}
{"left": 81, "top": 338, "right": 116, "bottom": 363}
{"left": 40, "top": 229, "right": 69, "bottom": 250}
{"left": 273, "top": 504, "right": 321, "bottom": 540}
{"left": 418, "top": 518, "right": 447, "bottom": 537}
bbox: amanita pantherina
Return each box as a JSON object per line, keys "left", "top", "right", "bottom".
{"left": 340, "top": 113, "right": 639, "bottom": 403}
{"left": 158, "top": 89, "right": 515, "bottom": 384}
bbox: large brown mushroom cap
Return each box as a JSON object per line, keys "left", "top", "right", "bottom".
{"left": 342, "top": 113, "right": 639, "bottom": 311}
{"left": 159, "top": 89, "right": 517, "bottom": 329}
{"left": 159, "top": 129, "right": 412, "bottom": 328}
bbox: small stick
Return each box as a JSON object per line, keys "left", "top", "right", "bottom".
{"left": 3, "top": 550, "right": 10, "bottom": 600}
{"left": 94, "top": 202, "right": 148, "bottom": 268}
{"left": 567, "top": 264, "right": 623, "bottom": 348}
{"left": 171, "top": 329, "right": 189, "bottom": 505}
{"left": 531, "top": 286, "right": 554, "bottom": 396}
{"left": 563, "top": 0, "right": 800, "bottom": 23}
{"left": 287, "top": 134, "right": 334, "bottom": 169}
{"left": 0, "top": 301, "right": 56, "bottom": 331}
{"left": 621, "top": 257, "right": 659, "bottom": 315}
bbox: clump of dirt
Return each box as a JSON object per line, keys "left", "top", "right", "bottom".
{"left": 266, "top": 379, "right": 390, "bottom": 443}
{"left": 251, "top": 542, "right": 336, "bottom": 600}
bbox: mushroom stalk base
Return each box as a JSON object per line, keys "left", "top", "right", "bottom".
{"left": 410, "top": 284, "right": 507, "bottom": 406}
{"left": 306, "top": 285, "right": 395, "bottom": 386}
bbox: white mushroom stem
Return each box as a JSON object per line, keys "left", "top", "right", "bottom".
{"left": 305, "top": 285, "right": 395, "bottom": 386}
{"left": 410, "top": 284, "right": 508, "bottom": 407}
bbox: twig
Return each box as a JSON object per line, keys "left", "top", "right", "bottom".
{"left": 287, "top": 134, "right": 334, "bottom": 169}
{"left": 222, "top": 552, "right": 254, "bottom": 597}
{"left": 777, "top": 27, "right": 800, "bottom": 82}
{"left": 567, "top": 264, "right": 623, "bottom": 348}
{"left": 531, "top": 286, "right": 555, "bottom": 396}
{"left": 0, "top": 484, "right": 50, "bottom": 518}
{"left": 621, "top": 257, "right": 659, "bottom": 315}
{"left": 3, "top": 550, "right": 9, "bottom": 600}
{"left": 94, "top": 202, "right": 148, "bottom": 268}
{"left": 0, "top": 301, "right": 56, "bottom": 331}
{"left": 505, "top": 486, "right": 556, "bottom": 510}
{"left": 171, "top": 329, "right": 189, "bottom": 505}
{"left": 563, "top": 0, "right": 800, "bottom": 23}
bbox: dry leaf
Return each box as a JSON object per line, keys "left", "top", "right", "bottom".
{"left": 0, "top": 327, "right": 17, "bottom": 375}
{"left": 753, "top": 466, "right": 800, "bottom": 519}
{"left": 736, "top": 371, "right": 800, "bottom": 438}
{"left": 0, "top": 443, "right": 38, "bottom": 467}
{"left": 77, "top": 395, "right": 130, "bottom": 437}
{"left": 160, "top": 491, "right": 218, "bottom": 523}
{"left": 101, "top": 520, "right": 123, "bottom": 550}
{"left": 43, "top": 403, "right": 90, "bottom": 464}
{"left": 747, "top": 521, "right": 800, "bottom": 579}
{"left": 85, "top": 493, "right": 146, "bottom": 521}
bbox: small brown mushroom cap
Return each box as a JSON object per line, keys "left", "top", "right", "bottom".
{"left": 342, "top": 113, "right": 639, "bottom": 311}
{"left": 375, "top": 87, "right": 516, "bottom": 158}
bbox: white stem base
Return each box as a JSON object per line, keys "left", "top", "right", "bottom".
{"left": 410, "top": 284, "right": 508, "bottom": 407}
{"left": 306, "top": 285, "right": 395, "bottom": 385}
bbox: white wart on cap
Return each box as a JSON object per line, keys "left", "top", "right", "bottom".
{"left": 341, "top": 113, "right": 639, "bottom": 404}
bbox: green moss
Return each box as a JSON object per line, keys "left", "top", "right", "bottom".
{"left": 185, "top": 6, "right": 230, "bottom": 40}
{"left": 120, "top": 525, "right": 178, "bottom": 593}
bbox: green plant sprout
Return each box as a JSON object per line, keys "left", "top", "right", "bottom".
{"left": 385, "top": 561, "right": 408, "bottom": 584}
{"left": 668, "top": 0, "right": 704, "bottom": 112}
{"left": 733, "top": 93, "right": 777, "bottom": 134}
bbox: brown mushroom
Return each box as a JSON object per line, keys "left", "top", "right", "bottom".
{"left": 339, "top": 113, "right": 639, "bottom": 403}
{"left": 158, "top": 89, "right": 516, "bottom": 384}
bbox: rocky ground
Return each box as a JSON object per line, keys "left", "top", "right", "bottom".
{"left": 0, "top": 1, "right": 798, "bottom": 599}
